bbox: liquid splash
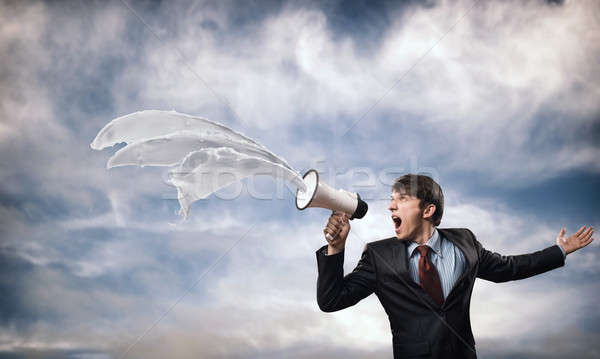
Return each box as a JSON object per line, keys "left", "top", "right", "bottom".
{"left": 91, "top": 110, "right": 306, "bottom": 218}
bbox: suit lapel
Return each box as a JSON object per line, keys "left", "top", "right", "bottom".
{"left": 381, "top": 229, "right": 478, "bottom": 309}
{"left": 389, "top": 238, "right": 415, "bottom": 286}
{"left": 437, "top": 228, "right": 477, "bottom": 303}
{"left": 386, "top": 237, "right": 441, "bottom": 308}
{"left": 438, "top": 228, "right": 476, "bottom": 273}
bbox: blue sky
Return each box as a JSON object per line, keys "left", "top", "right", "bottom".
{"left": 1, "top": 0, "right": 599, "bottom": 357}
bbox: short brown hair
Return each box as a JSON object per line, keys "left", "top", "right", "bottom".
{"left": 392, "top": 174, "right": 444, "bottom": 226}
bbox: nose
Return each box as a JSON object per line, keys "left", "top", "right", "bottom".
{"left": 388, "top": 200, "right": 396, "bottom": 212}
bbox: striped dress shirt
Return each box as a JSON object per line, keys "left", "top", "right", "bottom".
{"left": 406, "top": 228, "right": 467, "bottom": 300}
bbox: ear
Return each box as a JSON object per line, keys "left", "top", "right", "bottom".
{"left": 422, "top": 203, "right": 436, "bottom": 220}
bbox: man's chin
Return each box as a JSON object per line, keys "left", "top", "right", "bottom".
{"left": 395, "top": 232, "right": 407, "bottom": 240}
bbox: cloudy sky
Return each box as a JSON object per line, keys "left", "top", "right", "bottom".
{"left": 1, "top": 0, "right": 599, "bottom": 357}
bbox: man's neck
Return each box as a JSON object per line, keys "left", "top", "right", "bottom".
{"left": 412, "top": 225, "right": 435, "bottom": 246}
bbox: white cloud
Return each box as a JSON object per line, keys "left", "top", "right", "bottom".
{"left": 2, "top": 191, "right": 598, "bottom": 356}
{"left": 1, "top": 0, "right": 599, "bottom": 357}
{"left": 111, "top": 0, "right": 600, "bottom": 184}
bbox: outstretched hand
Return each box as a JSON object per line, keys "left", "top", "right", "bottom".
{"left": 557, "top": 225, "right": 594, "bottom": 255}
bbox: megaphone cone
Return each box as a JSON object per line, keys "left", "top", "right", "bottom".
{"left": 295, "top": 169, "right": 368, "bottom": 219}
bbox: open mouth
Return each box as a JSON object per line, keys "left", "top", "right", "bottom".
{"left": 392, "top": 215, "right": 402, "bottom": 230}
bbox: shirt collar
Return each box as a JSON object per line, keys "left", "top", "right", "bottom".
{"left": 408, "top": 228, "right": 443, "bottom": 258}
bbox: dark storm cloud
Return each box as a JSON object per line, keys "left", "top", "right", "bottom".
{"left": 0, "top": 251, "right": 38, "bottom": 330}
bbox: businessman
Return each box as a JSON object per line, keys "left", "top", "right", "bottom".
{"left": 316, "top": 174, "right": 594, "bottom": 359}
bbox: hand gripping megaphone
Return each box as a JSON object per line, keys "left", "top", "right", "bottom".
{"left": 295, "top": 169, "right": 369, "bottom": 238}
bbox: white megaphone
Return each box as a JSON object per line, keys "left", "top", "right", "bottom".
{"left": 295, "top": 169, "right": 369, "bottom": 222}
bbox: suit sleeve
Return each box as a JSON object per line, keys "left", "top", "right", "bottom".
{"left": 469, "top": 229, "right": 566, "bottom": 283}
{"left": 315, "top": 244, "right": 377, "bottom": 312}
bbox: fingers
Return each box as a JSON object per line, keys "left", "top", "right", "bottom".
{"left": 570, "top": 226, "right": 594, "bottom": 249}
{"left": 581, "top": 226, "right": 593, "bottom": 241}
{"left": 323, "top": 229, "right": 335, "bottom": 245}
{"left": 328, "top": 213, "right": 348, "bottom": 228}
{"left": 331, "top": 211, "right": 348, "bottom": 223}
{"left": 574, "top": 225, "right": 587, "bottom": 236}
{"left": 325, "top": 212, "right": 349, "bottom": 243}
{"left": 580, "top": 228, "right": 594, "bottom": 248}
{"left": 324, "top": 218, "right": 343, "bottom": 239}
{"left": 327, "top": 217, "right": 343, "bottom": 231}
{"left": 324, "top": 223, "right": 339, "bottom": 234}
{"left": 573, "top": 226, "right": 592, "bottom": 240}
{"left": 325, "top": 223, "right": 341, "bottom": 236}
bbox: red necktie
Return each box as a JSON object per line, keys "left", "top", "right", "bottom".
{"left": 417, "top": 245, "right": 444, "bottom": 305}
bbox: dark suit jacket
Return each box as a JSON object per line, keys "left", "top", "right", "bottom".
{"left": 315, "top": 228, "right": 566, "bottom": 359}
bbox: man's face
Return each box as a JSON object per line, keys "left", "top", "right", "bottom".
{"left": 388, "top": 190, "right": 426, "bottom": 240}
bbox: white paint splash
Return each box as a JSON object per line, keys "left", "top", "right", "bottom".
{"left": 91, "top": 110, "right": 306, "bottom": 218}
